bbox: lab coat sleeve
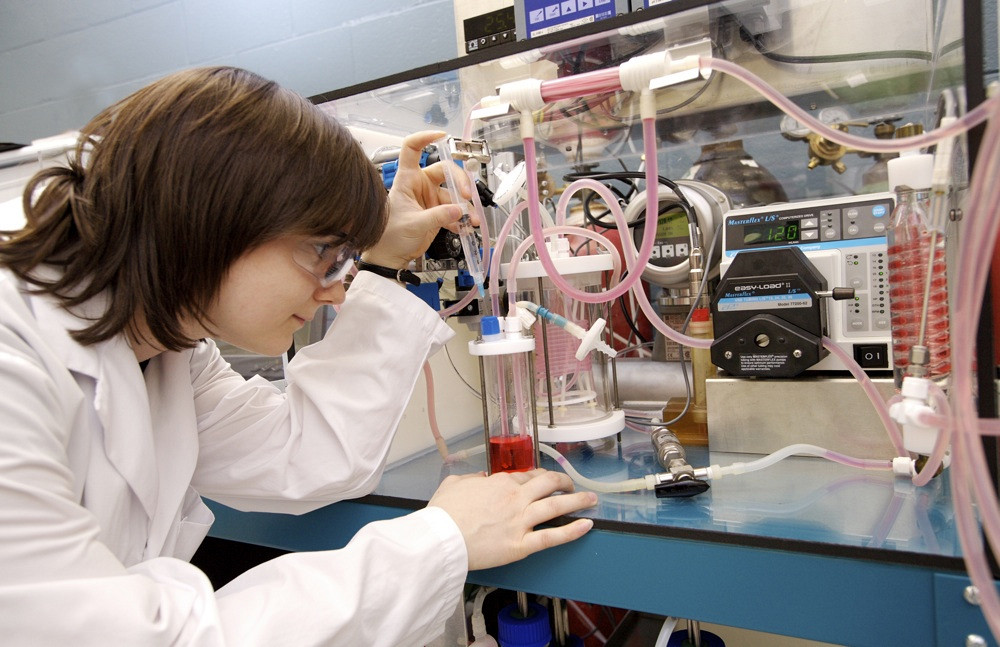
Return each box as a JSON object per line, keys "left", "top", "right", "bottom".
{"left": 0, "top": 318, "right": 226, "bottom": 645}
{"left": 216, "top": 506, "right": 467, "bottom": 647}
{"left": 190, "top": 272, "right": 455, "bottom": 512}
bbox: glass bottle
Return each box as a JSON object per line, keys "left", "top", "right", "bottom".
{"left": 886, "top": 185, "right": 951, "bottom": 388}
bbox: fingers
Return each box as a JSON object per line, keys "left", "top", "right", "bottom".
{"left": 519, "top": 469, "right": 576, "bottom": 499}
{"left": 525, "top": 490, "right": 597, "bottom": 528}
{"left": 423, "top": 204, "right": 464, "bottom": 231}
{"left": 398, "top": 130, "right": 446, "bottom": 171}
{"left": 423, "top": 160, "right": 472, "bottom": 199}
{"left": 520, "top": 518, "right": 595, "bottom": 557}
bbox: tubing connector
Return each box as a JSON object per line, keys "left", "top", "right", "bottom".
{"left": 518, "top": 301, "right": 616, "bottom": 359}
{"left": 620, "top": 39, "right": 712, "bottom": 93}
{"left": 519, "top": 109, "right": 535, "bottom": 140}
{"left": 649, "top": 428, "right": 710, "bottom": 497}
{"left": 619, "top": 50, "right": 672, "bottom": 92}
{"left": 499, "top": 78, "right": 545, "bottom": 113}
{"left": 639, "top": 89, "right": 656, "bottom": 121}
{"left": 892, "top": 456, "right": 917, "bottom": 477}
{"left": 889, "top": 376, "right": 942, "bottom": 455}
{"left": 575, "top": 318, "right": 616, "bottom": 360}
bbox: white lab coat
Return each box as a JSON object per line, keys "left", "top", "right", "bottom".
{"left": 0, "top": 267, "right": 468, "bottom": 646}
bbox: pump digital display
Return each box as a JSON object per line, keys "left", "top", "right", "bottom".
{"left": 743, "top": 220, "right": 801, "bottom": 246}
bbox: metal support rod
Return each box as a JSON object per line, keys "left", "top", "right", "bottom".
{"left": 537, "top": 277, "right": 556, "bottom": 428}
{"left": 477, "top": 355, "right": 491, "bottom": 475}
{"left": 606, "top": 298, "right": 621, "bottom": 410}
{"left": 553, "top": 597, "right": 566, "bottom": 645}
{"left": 528, "top": 349, "right": 541, "bottom": 469}
{"left": 687, "top": 618, "right": 702, "bottom": 647}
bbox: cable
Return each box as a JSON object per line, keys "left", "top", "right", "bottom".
{"left": 444, "top": 343, "right": 481, "bottom": 399}
{"left": 562, "top": 171, "right": 696, "bottom": 220}
{"left": 739, "top": 25, "right": 947, "bottom": 65}
{"left": 617, "top": 271, "right": 648, "bottom": 345}
{"left": 660, "top": 222, "right": 722, "bottom": 427}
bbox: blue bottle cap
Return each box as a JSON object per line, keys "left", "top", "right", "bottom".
{"left": 481, "top": 316, "right": 502, "bottom": 340}
{"left": 497, "top": 602, "right": 551, "bottom": 647}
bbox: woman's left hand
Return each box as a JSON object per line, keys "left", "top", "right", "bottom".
{"left": 361, "top": 130, "right": 476, "bottom": 269}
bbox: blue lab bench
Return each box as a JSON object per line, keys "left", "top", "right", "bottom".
{"left": 206, "top": 430, "right": 997, "bottom": 646}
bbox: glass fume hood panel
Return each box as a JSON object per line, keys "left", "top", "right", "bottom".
{"left": 317, "top": 0, "right": 967, "bottom": 202}
{"left": 311, "top": 0, "right": 971, "bottom": 566}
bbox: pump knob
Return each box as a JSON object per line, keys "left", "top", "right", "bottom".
{"left": 817, "top": 287, "right": 855, "bottom": 300}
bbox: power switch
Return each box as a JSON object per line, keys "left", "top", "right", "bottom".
{"left": 854, "top": 343, "right": 889, "bottom": 369}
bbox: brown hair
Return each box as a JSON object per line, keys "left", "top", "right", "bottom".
{"left": 0, "top": 66, "right": 386, "bottom": 350}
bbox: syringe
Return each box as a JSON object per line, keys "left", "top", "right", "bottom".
{"left": 458, "top": 215, "right": 486, "bottom": 297}
{"left": 435, "top": 136, "right": 489, "bottom": 297}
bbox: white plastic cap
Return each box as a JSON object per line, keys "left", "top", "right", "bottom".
{"left": 887, "top": 153, "right": 933, "bottom": 191}
{"left": 503, "top": 316, "right": 524, "bottom": 338}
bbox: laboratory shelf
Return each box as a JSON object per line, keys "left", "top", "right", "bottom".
{"left": 206, "top": 429, "right": 997, "bottom": 646}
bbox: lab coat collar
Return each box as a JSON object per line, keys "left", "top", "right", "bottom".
{"left": 25, "top": 271, "right": 160, "bottom": 523}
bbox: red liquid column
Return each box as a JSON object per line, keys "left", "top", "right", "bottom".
{"left": 469, "top": 316, "right": 539, "bottom": 474}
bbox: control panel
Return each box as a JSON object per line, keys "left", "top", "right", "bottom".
{"left": 720, "top": 193, "right": 895, "bottom": 372}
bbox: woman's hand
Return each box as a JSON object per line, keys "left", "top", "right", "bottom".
{"left": 362, "top": 130, "right": 475, "bottom": 269}
{"left": 428, "top": 469, "right": 597, "bottom": 571}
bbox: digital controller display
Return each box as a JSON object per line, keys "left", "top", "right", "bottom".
{"left": 742, "top": 219, "right": 801, "bottom": 246}
{"left": 464, "top": 7, "right": 516, "bottom": 40}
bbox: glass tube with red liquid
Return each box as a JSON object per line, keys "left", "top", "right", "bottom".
{"left": 468, "top": 316, "right": 539, "bottom": 474}
{"left": 886, "top": 153, "right": 951, "bottom": 389}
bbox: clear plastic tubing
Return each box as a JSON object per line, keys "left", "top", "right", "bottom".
{"left": 711, "top": 444, "right": 892, "bottom": 479}
{"left": 487, "top": 200, "right": 528, "bottom": 302}
{"left": 948, "top": 104, "right": 1000, "bottom": 642}
{"left": 822, "top": 337, "right": 906, "bottom": 456}
{"left": 521, "top": 118, "right": 659, "bottom": 305}
{"left": 504, "top": 225, "right": 623, "bottom": 301}
{"left": 421, "top": 362, "right": 449, "bottom": 460}
{"left": 438, "top": 284, "right": 478, "bottom": 319}
{"left": 530, "top": 55, "right": 998, "bottom": 154}
{"left": 912, "top": 381, "right": 952, "bottom": 487}
{"left": 551, "top": 178, "right": 713, "bottom": 350}
{"left": 701, "top": 57, "right": 999, "bottom": 154}
{"left": 539, "top": 67, "right": 622, "bottom": 102}
{"left": 539, "top": 442, "right": 648, "bottom": 492}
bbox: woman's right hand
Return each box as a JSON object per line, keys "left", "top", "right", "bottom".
{"left": 427, "top": 469, "right": 597, "bottom": 571}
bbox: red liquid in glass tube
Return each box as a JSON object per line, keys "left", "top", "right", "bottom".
{"left": 489, "top": 435, "right": 535, "bottom": 473}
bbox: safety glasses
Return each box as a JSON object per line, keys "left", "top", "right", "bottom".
{"left": 291, "top": 238, "right": 358, "bottom": 287}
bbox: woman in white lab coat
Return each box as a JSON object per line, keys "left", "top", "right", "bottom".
{"left": 0, "top": 67, "right": 596, "bottom": 646}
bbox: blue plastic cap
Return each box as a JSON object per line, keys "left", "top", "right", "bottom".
{"left": 481, "top": 316, "right": 501, "bottom": 338}
{"left": 497, "top": 602, "right": 551, "bottom": 647}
